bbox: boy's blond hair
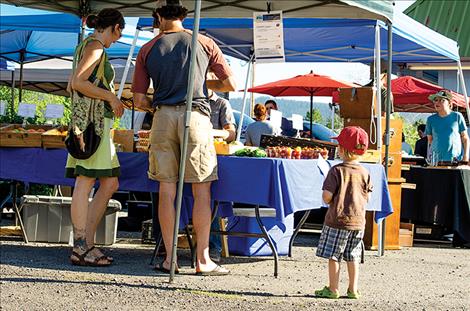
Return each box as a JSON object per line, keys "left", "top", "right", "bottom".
{"left": 339, "top": 146, "right": 361, "bottom": 161}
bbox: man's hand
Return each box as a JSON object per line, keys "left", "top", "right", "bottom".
{"left": 133, "top": 93, "right": 153, "bottom": 111}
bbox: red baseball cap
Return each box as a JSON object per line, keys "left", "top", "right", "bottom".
{"left": 331, "top": 126, "right": 369, "bottom": 155}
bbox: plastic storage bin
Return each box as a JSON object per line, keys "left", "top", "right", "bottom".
{"left": 226, "top": 213, "right": 294, "bottom": 256}
{"left": 21, "top": 195, "right": 121, "bottom": 245}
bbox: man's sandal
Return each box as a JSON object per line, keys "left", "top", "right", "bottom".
{"left": 195, "top": 265, "right": 230, "bottom": 276}
{"left": 314, "top": 286, "right": 340, "bottom": 299}
{"left": 154, "top": 259, "right": 179, "bottom": 274}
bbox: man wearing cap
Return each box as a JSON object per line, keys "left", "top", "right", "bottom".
{"left": 132, "top": 0, "right": 236, "bottom": 275}
{"left": 425, "top": 90, "right": 469, "bottom": 164}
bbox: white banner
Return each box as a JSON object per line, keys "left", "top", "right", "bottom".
{"left": 0, "top": 101, "right": 6, "bottom": 116}
{"left": 253, "top": 11, "right": 285, "bottom": 63}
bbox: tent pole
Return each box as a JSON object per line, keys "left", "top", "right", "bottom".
{"left": 330, "top": 103, "right": 334, "bottom": 130}
{"left": 457, "top": 59, "right": 470, "bottom": 120}
{"left": 250, "top": 61, "right": 256, "bottom": 118}
{"left": 374, "top": 22, "right": 384, "bottom": 257}
{"left": 80, "top": 17, "right": 86, "bottom": 42}
{"left": 10, "top": 70, "right": 15, "bottom": 114}
{"left": 380, "top": 21, "right": 393, "bottom": 257}
{"left": 310, "top": 94, "right": 313, "bottom": 138}
{"left": 235, "top": 55, "right": 254, "bottom": 142}
{"left": 19, "top": 50, "right": 25, "bottom": 103}
{"left": 117, "top": 28, "right": 140, "bottom": 130}
{"left": 169, "top": 0, "right": 202, "bottom": 283}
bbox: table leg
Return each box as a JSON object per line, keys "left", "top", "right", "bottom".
{"left": 12, "top": 182, "right": 28, "bottom": 243}
{"left": 288, "top": 210, "right": 311, "bottom": 257}
{"left": 254, "top": 205, "right": 278, "bottom": 278}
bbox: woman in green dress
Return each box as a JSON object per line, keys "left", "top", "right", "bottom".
{"left": 66, "top": 8, "right": 125, "bottom": 266}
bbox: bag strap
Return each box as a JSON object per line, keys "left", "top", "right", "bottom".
{"left": 72, "top": 37, "right": 108, "bottom": 88}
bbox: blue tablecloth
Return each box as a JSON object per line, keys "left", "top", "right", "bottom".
{"left": 0, "top": 148, "right": 393, "bottom": 223}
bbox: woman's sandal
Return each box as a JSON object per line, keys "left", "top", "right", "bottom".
{"left": 89, "top": 246, "right": 113, "bottom": 262}
{"left": 70, "top": 247, "right": 112, "bottom": 267}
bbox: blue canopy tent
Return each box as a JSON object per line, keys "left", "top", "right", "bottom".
{"left": 137, "top": 12, "right": 459, "bottom": 63}
{"left": 0, "top": 11, "right": 143, "bottom": 103}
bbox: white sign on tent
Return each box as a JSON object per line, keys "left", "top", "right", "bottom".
{"left": 0, "top": 101, "right": 7, "bottom": 116}
{"left": 253, "top": 11, "right": 285, "bottom": 63}
{"left": 45, "top": 104, "right": 64, "bottom": 119}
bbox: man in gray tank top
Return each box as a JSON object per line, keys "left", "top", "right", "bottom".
{"left": 132, "top": 0, "right": 236, "bottom": 275}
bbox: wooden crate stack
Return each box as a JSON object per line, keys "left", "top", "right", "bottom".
{"left": 338, "top": 87, "right": 405, "bottom": 250}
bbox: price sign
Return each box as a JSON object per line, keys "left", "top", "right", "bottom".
{"left": 270, "top": 109, "right": 282, "bottom": 130}
{"left": 45, "top": 104, "right": 64, "bottom": 119}
{"left": 18, "top": 102, "right": 36, "bottom": 118}
{"left": 0, "top": 101, "right": 6, "bottom": 116}
{"left": 292, "top": 114, "right": 303, "bottom": 130}
{"left": 253, "top": 11, "right": 285, "bottom": 63}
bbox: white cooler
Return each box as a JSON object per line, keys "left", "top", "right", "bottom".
{"left": 21, "top": 195, "right": 121, "bottom": 245}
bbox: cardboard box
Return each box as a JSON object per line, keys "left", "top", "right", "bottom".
{"left": 111, "top": 129, "right": 134, "bottom": 152}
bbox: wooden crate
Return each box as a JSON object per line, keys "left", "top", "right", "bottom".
{"left": 399, "top": 222, "right": 414, "bottom": 247}
{"left": 42, "top": 126, "right": 68, "bottom": 149}
{"left": 343, "top": 117, "right": 402, "bottom": 153}
{"left": 364, "top": 179, "right": 404, "bottom": 250}
{"left": 0, "top": 124, "right": 54, "bottom": 147}
{"left": 339, "top": 87, "right": 377, "bottom": 119}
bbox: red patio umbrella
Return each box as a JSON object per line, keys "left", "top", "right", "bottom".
{"left": 247, "top": 71, "right": 355, "bottom": 138}
{"left": 391, "top": 76, "right": 468, "bottom": 113}
{"left": 331, "top": 76, "right": 469, "bottom": 113}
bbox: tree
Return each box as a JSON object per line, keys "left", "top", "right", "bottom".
{"left": 305, "top": 108, "right": 323, "bottom": 124}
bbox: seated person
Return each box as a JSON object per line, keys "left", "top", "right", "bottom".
{"left": 245, "top": 104, "right": 275, "bottom": 147}
{"left": 401, "top": 133, "right": 413, "bottom": 155}
{"left": 414, "top": 124, "right": 428, "bottom": 158}
{"left": 425, "top": 90, "right": 469, "bottom": 163}
{"left": 207, "top": 86, "right": 236, "bottom": 262}
{"left": 264, "top": 99, "right": 297, "bottom": 137}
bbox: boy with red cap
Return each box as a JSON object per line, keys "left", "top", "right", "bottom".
{"left": 315, "top": 126, "right": 373, "bottom": 299}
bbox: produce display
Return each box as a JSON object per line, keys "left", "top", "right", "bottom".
{"left": 214, "top": 139, "right": 244, "bottom": 155}
{"left": 136, "top": 130, "right": 150, "bottom": 153}
{"left": 42, "top": 127, "right": 68, "bottom": 149}
{"left": 265, "top": 146, "right": 329, "bottom": 159}
{"left": 0, "top": 124, "right": 54, "bottom": 147}
{"left": 233, "top": 147, "right": 267, "bottom": 158}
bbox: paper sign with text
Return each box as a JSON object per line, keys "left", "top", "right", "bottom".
{"left": 18, "top": 103, "right": 36, "bottom": 118}
{"left": 45, "top": 104, "right": 64, "bottom": 119}
{"left": 270, "top": 109, "right": 282, "bottom": 130}
{"left": 292, "top": 114, "right": 303, "bottom": 130}
{"left": 253, "top": 11, "right": 285, "bottom": 63}
{"left": 0, "top": 101, "right": 6, "bottom": 116}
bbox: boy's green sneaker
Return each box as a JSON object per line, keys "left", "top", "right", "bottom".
{"left": 347, "top": 289, "right": 361, "bottom": 299}
{"left": 314, "top": 286, "right": 340, "bottom": 299}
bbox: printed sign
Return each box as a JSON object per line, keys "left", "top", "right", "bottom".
{"left": 270, "top": 109, "right": 282, "bottom": 131}
{"left": 0, "top": 101, "right": 6, "bottom": 116}
{"left": 292, "top": 114, "right": 303, "bottom": 130}
{"left": 45, "top": 104, "right": 64, "bottom": 119}
{"left": 253, "top": 11, "right": 285, "bottom": 63}
{"left": 18, "top": 102, "right": 36, "bottom": 118}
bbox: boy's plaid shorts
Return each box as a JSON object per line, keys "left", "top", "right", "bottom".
{"left": 316, "top": 225, "right": 364, "bottom": 262}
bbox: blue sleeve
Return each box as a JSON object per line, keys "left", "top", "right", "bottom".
{"left": 425, "top": 116, "right": 433, "bottom": 136}
{"left": 457, "top": 112, "right": 467, "bottom": 133}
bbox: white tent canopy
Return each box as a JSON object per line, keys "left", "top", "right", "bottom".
{"left": 2, "top": 0, "right": 394, "bottom": 20}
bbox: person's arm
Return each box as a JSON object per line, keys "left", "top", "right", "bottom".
{"left": 219, "top": 99, "right": 236, "bottom": 142}
{"left": 133, "top": 93, "right": 153, "bottom": 111}
{"left": 461, "top": 130, "right": 469, "bottom": 162}
{"left": 206, "top": 76, "right": 236, "bottom": 92}
{"left": 71, "top": 40, "right": 124, "bottom": 117}
{"left": 322, "top": 190, "right": 333, "bottom": 204}
{"left": 131, "top": 45, "right": 153, "bottom": 111}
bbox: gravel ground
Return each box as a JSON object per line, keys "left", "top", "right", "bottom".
{"left": 1, "top": 233, "right": 469, "bottom": 311}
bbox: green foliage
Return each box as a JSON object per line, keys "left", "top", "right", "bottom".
{"left": 0, "top": 86, "right": 71, "bottom": 125}
{"left": 392, "top": 113, "right": 422, "bottom": 151}
{"left": 305, "top": 109, "right": 323, "bottom": 124}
